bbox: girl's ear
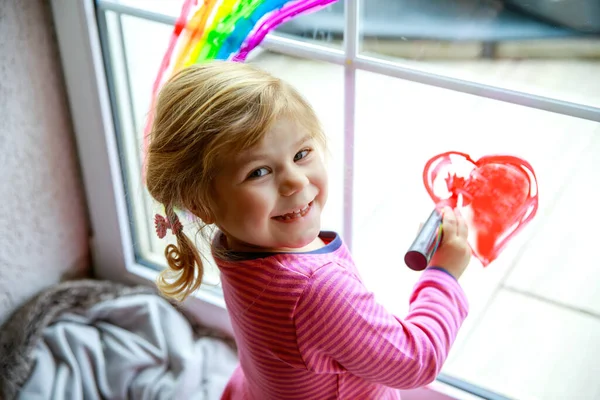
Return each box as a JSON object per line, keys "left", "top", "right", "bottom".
{"left": 190, "top": 202, "right": 215, "bottom": 225}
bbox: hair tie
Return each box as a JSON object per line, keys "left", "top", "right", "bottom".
{"left": 154, "top": 213, "right": 183, "bottom": 238}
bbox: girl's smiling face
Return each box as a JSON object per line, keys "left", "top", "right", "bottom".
{"left": 211, "top": 118, "right": 328, "bottom": 253}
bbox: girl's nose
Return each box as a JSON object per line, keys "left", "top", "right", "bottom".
{"left": 279, "top": 168, "right": 309, "bottom": 197}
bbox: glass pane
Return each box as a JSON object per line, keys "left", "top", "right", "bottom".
{"left": 358, "top": 0, "right": 600, "bottom": 108}
{"left": 105, "top": 12, "right": 224, "bottom": 282}
{"left": 354, "top": 68, "right": 600, "bottom": 399}
{"left": 273, "top": 1, "right": 344, "bottom": 48}
{"left": 101, "top": 12, "right": 344, "bottom": 288}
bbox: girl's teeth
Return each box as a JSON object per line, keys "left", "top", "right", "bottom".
{"left": 277, "top": 203, "right": 311, "bottom": 220}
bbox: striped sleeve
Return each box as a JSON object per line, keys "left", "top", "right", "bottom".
{"left": 293, "top": 264, "right": 469, "bottom": 390}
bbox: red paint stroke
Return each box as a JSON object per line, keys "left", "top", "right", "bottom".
{"left": 423, "top": 151, "right": 539, "bottom": 266}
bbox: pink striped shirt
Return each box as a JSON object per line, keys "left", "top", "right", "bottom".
{"left": 215, "top": 232, "right": 469, "bottom": 400}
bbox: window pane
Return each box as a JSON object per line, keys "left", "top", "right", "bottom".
{"left": 101, "top": 12, "right": 344, "bottom": 287}
{"left": 353, "top": 68, "right": 600, "bottom": 399}
{"left": 359, "top": 1, "right": 600, "bottom": 108}
{"left": 104, "top": 12, "right": 226, "bottom": 283}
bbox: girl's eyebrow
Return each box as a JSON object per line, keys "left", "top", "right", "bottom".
{"left": 236, "top": 151, "right": 268, "bottom": 167}
{"left": 237, "top": 134, "right": 313, "bottom": 166}
{"left": 295, "top": 133, "right": 312, "bottom": 148}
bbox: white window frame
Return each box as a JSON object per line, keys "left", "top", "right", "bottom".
{"left": 49, "top": 0, "right": 600, "bottom": 398}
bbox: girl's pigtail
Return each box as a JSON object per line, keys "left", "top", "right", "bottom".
{"left": 155, "top": 206, "right": 204, "bottom": 301}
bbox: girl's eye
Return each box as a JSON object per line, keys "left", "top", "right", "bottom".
{"left": 294, "top": 149, "right": 310, "bottom": 162}
{"left": 248, "top": 167, "right": 269, "bottom": 179}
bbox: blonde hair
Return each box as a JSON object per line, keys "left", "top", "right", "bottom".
{"left": 145, "top": 60, "right": 325, "bottom": 301}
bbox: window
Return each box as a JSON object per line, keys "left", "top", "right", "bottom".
{"left": 51, "top": 0, "right": 600, "bottom": 399}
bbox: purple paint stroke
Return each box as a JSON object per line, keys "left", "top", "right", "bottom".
{"left": 232, "top": 0, "right": 339, "bottom": 62}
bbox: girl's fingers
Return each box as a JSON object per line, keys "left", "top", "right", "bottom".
{"left": 441, "top": 206, "right": 457, "bottom": 237}
{"left": 456, "top": 210, "right": 469, "bottom": 239}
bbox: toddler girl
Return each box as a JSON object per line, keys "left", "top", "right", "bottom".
{"left": 145, "top": 61, "right": 471, "bottom": 400}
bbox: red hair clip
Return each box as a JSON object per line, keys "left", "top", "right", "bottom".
{"left": 154, "top": 213, "right": 183, "bottom": 238}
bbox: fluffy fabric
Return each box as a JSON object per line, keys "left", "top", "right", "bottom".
{"left": 0, "top": 279, "right": 237, "bottom": 400}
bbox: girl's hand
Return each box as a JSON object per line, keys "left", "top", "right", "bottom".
{"left": 429, "top": 206, "right": 471, "bottom": 280}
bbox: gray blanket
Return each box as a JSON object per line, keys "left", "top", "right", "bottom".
{"left": 0, "top": 280, "right": 238, "bottom": 400}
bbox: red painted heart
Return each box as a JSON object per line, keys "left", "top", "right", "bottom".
{"left": 423, "top": 151, "right": 539, "bottom": 267}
